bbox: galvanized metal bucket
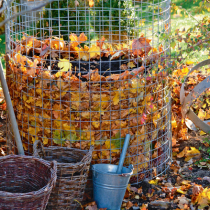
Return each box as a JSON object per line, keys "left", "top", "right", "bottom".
{"left": 92, "top": 164, "right": 133, "bottom": 210}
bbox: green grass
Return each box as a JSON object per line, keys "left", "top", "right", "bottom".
{"left": 170, "top": 0, "right": 210, "bottom": 63}
{"left": 0, "top": 33, "right": 5, "bottom": 70}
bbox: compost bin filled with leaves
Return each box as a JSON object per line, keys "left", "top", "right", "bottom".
{"left": 6, "top": 0, "right": 171, "bottom": 184}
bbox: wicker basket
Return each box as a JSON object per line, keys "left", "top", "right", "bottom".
{"left": 0, "top": 155, "right": 57, "bottom": 210}
{"left": 33, "top": 140, "right": 94, "bottom": 210}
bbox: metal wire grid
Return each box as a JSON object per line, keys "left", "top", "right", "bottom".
{"left": 6, "top": 0, "right": 171, "bottom": 184}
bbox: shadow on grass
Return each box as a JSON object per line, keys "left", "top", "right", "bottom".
{"left": 172, "top": 0, "right": 208, "bottom": 16}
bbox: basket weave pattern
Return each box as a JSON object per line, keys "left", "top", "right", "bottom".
{"left": 34, "top": 141, "right": 93, "bottom": 210}
{"left": 0, "top": 155, "right": 57, "bottom": 210}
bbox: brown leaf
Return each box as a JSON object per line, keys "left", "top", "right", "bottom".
{"left": 177, "top": 147, "right": 189, "bottom": 158}
{"left": 124, "top": 189, "right": 130, "bottom": 199}
{"left": 132, "top": 36, "right": 151, "bottom": 57}
{"left": 87, "top": 205, "right": 97, "bottom": 210}
{"left": 40, "top": 45, "right": 51, "bottom": 57}
{"left": 96, "top": 36, "right": 105, "bottom": 49}
{"left": 192, "top": 184, "right": 203, "bottom": 196}
{"left": 126, "top": 201, "right": 133, "bottom": 209}
{"left": 130, "top": 186, "right": 138, "bottom": 193}
{"left": 120, "top": 64, "right": 128, "bottom": 70}
{"left": 69, "top": 33, "right": 87, "bottom": 48}
{"left": 138, "top": 187, "right": 143, "bottom": 194}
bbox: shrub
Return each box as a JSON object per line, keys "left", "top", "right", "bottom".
{"left": 38, "top": 0, "right": 136, "bottom": 40}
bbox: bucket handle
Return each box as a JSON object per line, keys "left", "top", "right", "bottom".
{"left": 120, "top": 164, "right": 134, "bottom": 177}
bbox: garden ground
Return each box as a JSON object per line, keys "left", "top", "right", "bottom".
{"left": 0, "top": 0, "right": 210, "bottom": 209}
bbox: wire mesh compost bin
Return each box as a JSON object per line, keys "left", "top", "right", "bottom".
{"left": 6, "top": 0, "right": 171, "bottom": 184}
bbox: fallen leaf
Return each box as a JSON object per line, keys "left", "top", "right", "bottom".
{"left": 149, "top": 179, "right": 158, "bottom": 185}
{"left": 177, "top": 189, "right": 186, "bottom": 194}
{"left": 185, "top": 147, "right": 200, "bottom": 161}
{"left": 200, "top": 130, "right": 206, "bottom": 136}
{"left": 127, "top": 62, "right": 136, "bottom": 68}
{"left": 132, "top": 36, "right": 151, "bottom": 57}
{"left": 126, "top": 201, "right": 133, "bottom": 209}
{"left": 89, "top": 45, "right": 100, "bottom": 59}
{"left": 177, "top": 147, "right": 189, "bottom": 158}
{"left": 58, "top": 59, "right": 72, "bottom": 72}
{"left": 110, "top": 51, "right": 125, "bottom": 60}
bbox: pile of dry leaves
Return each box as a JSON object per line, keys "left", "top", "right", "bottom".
{"left": 7, "top": 32, "right": 168, "bottom": 180}
{"left": 83, "top": 59, "right": 210, "bottom": 210}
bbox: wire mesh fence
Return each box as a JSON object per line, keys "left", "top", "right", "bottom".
{"left": 6, "top": 0, "right": 171, "bottom": 184}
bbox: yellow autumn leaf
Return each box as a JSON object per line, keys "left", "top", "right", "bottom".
{"left": 69, "top": 33, "right": 78, "bottom": 48}
{"left": 105, "top": 140, "right": 119, "bottom": 153}
{"left": 127, "top": 62, "right": 136, "bottom": 69}
{"left": 195, "top": 188, "right": 210, "bottom": 209}
{"left": 200, "top": 130, "right": 206, "bottom": 136}
{"left": 127, "top": 184, "right": 131, "bottom": 191}
{"left": 92, "top": 121, "right": 100, "bottom": 128}
{"left": 89, "top": 45, "right": 100, "bottom": 59}
{"left": 23, "top": 143, "right": 28, "bottom": 150}
{"left": 43, "top": 136, "right": 49, "bottom": 145}
{"left": 206, "top": 98, "right": 210, "bottom": 105}
{"left": 130, "top": 79, "right": 140, "bottom": 94}
{"left": 171, "top": 119, "right": 177, "bottom": 129}
{"left": 78, "top": 46, "right": 90, "bottom": 61}
{"left": 198, "top": 109, "right": 206, "bottom": 121}
{"left": 186, "top": 60, "right": 194, "bottom": 65}
{"left": 36, "top": 99, "right": 43, "bottom": 107}
{"left": 113, "top": 92, "right": 120, "bottom": 105}
{"left": 184, "top": 147, "right": 200, "bottom": 161}
{"left": 153, "top": 113, "right": 161, "bottom": 128}
{"left": 32, "top": 136, "right": 36, "bottom": 143}
{"left": 202, "top": 103, "right": 207, "bottom": 109}
{"left": 113, "top": 90, "right": 125, "bottom": 106}
{"left": 50, "top": 37, "right": 65, "bottom": 50}
{"left": 149, "top": 179, "right": 158, "bottom": 185}
{"left": 177, "top": 189, "right": 186, "bottom": 194}
{"left": 36, "top": 89, "right": 42, "bottom": 95}
{"left": 181, "top": 180, "right": 191, "bottom": 185}
{"left": 28, "top": 127, "right": 36, "bottom": 136}
{"left": 23, "top": 94, "right": 27, "bottom": 101}
{"left": 25, "top": 96, "right": 33, "bottom": 103}
{"left": 28, "top": 127, "right": 39, "bottom": 136}
{"left": 129, "top": 108, "right": 136, "bottom": 114}
{"left": 63, "top": 123, "right": 71, "bottom": 130}
{"left": 58, "top": 59, "right": 72, "bottom": 72}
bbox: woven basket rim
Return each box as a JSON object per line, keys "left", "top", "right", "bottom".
{"left": 0, "top": 155, "right": 56, "bottom": 198}
{"left": 36, "top": 144, "right": 92, "bottom": 167}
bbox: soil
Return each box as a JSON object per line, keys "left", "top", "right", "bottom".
{"left": 42, "top": 54, "right": 145, "bottom": 80}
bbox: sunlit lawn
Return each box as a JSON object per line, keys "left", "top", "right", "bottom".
{"left": 171, "top": 0, "right": 210, "bottom": 62}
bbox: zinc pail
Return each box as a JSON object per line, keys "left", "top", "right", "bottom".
{"left": 92, "top": 164, "right": 133, "bottom": 210}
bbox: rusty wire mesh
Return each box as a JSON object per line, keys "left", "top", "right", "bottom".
{"left": 6, "top": 0, "right": 171, "bottom": 184}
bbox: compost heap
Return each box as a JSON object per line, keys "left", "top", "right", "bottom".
{"left": 7, "top": 33, "right": 170, "bottom": 180}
